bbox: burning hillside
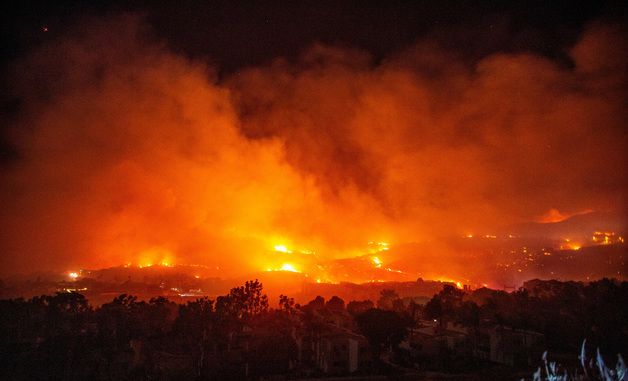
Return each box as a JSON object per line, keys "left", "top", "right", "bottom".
{"left": 0, "top": 16, "right": 626, "bottom": 281}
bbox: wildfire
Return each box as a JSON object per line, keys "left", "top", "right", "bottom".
{"left": 273, "top": 244, "right": 292, "bottom": 253}
{"left": 266, "top": 263, "right": 300, "bottom": 273}
{"left": 134, "top": 247, "right": 175, "bottom": 269}
{"left": 559, "top": 238, "right": 582, "bottom": 251}
{"left": 68, "top": 272, "right": 79, "bottom": 279}
{"left": 559, "top": 242, "right": 581, "bottom": 251}
{"left": 592, "top": 231, "right": 622, "bottom": 245}
{"left": 367, "top": 241, "right": 390, "bottom": 253}
{"left": 435, "top": 277, "right": 464, "bottom": 289}
{"left": 280, "top": 263, "right": 299, "bottom": 272}
{"left": 371, "top": 256, "right": 382, "bottom": 268}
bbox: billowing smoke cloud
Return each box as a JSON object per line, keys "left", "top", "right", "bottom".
{"left": 0, "top": 16, "right": 626, "bottom": 276}
{"left": 230, "top": 24, "right": 627, "bottom": 236}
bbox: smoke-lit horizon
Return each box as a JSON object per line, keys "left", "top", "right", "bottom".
{"left": 0, "top": 14, "right": 626, "bottom": 277}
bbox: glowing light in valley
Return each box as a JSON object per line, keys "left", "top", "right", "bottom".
{"left": 63, "top": 287, "right": 87, "bottom": 293}
{"left": 68, "top": 272, "right": 79, "bottom": 279}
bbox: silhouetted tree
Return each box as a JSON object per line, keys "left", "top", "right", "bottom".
{"left": 279, "top": 294, "right": 297, "bottom": 315}
{"left": 424, "top": 296, "right": 443, "bottom": 322}
{"left": 325, "top": 295, "right": 345, "bottom": 312}
{"left": 377, "top": 289, "right": 400, "bottom": 310}
{"left": 455, "top": 300, "right": 480, "bottom": 327}
{"left": 303, "top": 295, "right": 325, "bottom": 311}
{"left": 424, "top": 284, "right": 465, "bottom": 326}
{"left": 347, "top": 300, "right": 374, "bottom": 316}
{"left": 355, "top": 308, "right": 410, "bottom": 359}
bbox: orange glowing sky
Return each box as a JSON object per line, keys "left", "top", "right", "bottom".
{"left": 0, "top": 15, "right": 626, "bottom": 278}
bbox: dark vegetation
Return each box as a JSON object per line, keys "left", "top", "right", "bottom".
{"left": 424, "top": 279, "right": 628, "bottom": 354}
{"left": 0, "top": 279, "right": 626, "bottom": 380}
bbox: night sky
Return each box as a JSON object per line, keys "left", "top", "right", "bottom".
{"left": 0, "top": 1, "right": 626, "bottom": 275}
{"left": 3, "top": 1, "right": 626, "bottom": 72}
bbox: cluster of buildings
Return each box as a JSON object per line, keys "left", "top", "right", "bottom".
{"left": 134, "top": 296, "right": 545, "bottom": 379}
{"left": 402, "top": 320, "right": 544, "bottom": 368}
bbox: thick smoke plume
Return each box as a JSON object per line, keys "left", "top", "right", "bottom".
{"left": 0, "top": 16, "right": 626, "bottom": 276}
